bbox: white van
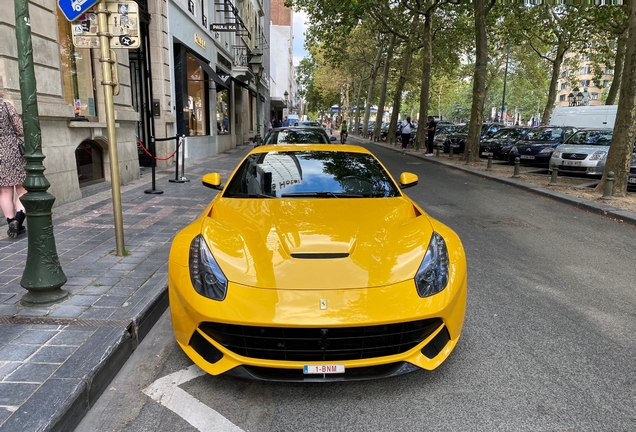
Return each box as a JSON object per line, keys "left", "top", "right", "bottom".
{"left": 549, "top": 105, "right": 617, "bottom": 129}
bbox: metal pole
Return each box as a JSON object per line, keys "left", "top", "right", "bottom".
{"left": 97, "top": 0, "right": 125, "bottom": 256}
{"left": 255, "top": 73, "right": 262, "bottom": 145}
{"left": 15, "top": 0, "right": 68, "bottom": 305}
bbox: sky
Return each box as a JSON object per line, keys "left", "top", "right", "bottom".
{"left": 292, "top": 11, "right": 309, "bottom": 66}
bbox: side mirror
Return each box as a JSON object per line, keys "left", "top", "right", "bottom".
{"left": 399, "top": 172, "right": 419, "bottom": 189}
{"left": 202, "top": 173, "right": 223, "bottom": 190}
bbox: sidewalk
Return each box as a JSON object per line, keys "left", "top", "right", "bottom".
{"left": 347, "top": 134, "right": 636, "bottom": 226}
{"left": 0, "top": 145, "right": 252, "bottom": 432}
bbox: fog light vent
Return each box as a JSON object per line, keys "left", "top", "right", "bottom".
{"left": 421, "top": 326, "right": 450, "bottom": 359}
{"left": 190, "top": 330, "right": 223, "bottom": 364}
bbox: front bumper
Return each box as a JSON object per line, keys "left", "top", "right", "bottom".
{"left": 169, "top": 266, "right": 467, "bottom": 381}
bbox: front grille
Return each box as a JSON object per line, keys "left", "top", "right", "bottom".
{"left": 562, "top": 153, "right": 588, "bottom": 160}
{"left": 558, "top": 165, "right": 588, "bottom": 172}
{"left": 198, "top": 318, "right": 443, "bottom": 362}
{"left": 630, "top": 167, "right": 636, "bottom": 174}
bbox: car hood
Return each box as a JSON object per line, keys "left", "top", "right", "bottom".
{"left": 556, "top": 144, "right": 610, "bottom": 155}
{"left": 517, "top": 141, "right": 559, "bottom": 147}
{"left": 199, "top": 197, "right": 435, "bottom": 290}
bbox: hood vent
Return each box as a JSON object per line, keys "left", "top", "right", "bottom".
{"left": 291, "top": 253, "right": 349, "bottom": 259}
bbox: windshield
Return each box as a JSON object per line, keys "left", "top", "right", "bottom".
{"left": 491, "top": 127, "right": 527, "bottom": 139}
{"left": 519, "top": 127, "right": 568, "bottom": 142}
{"left": 565, "top": 130, "right": 613, "bottom": 146}
{"left": 264, "top": 129, "right": 330, "bottom": 144}
{"left": 224, "top": 151, "right": 401, "bottom": 198}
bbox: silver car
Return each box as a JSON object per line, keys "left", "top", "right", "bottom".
{"left": 550, "top": 128, "right": 613, "bottom": 176}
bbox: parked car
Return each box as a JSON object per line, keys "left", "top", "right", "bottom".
{"left": 293, "top": 120, "right": 321, "bottom": 127}
{"left": 433, "top": 124, "right": 462, "bottom": 149}
{"left": 261, "top": 127, "right": 336, "bottom": 145}
{"left": 549, "top": 128, "right": 614, "bottom": 176}
{"left": 169, "top": 144, "right": 467, "bottom": 380}
{"left": 443, "top": 123, "right": 503, "bottom": 154}
{"left": 479, "top": 126, "right": 530, "bottom": 159}
{"left": 628, "top": 153, "right": 636, "bottom": 189}
{"left": 508, "top": 126, "right": 577, "bottom": 166}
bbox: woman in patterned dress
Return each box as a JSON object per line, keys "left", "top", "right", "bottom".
{"left": 0, "top": 90, "right": 27, "bottom": 238}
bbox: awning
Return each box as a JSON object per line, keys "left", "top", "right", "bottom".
{"left": 191, "top": 56, "right": 230, "bottom": 90}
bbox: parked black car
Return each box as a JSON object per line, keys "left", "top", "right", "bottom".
{"left": 443, "top": 122, "right": 503, "bottom": 153}
{"left": 508, "top": 125, "right": 577, "bottom": 166}
{"left": 479, "top": 126, "right": 531, "bottom": 160}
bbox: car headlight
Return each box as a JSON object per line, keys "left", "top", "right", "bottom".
{"left": 552, "top": 151, "right": 561, "bottom": 158}
{"left": 539, "top": 147, "right": 555, "bottom": 154}
{"left": 510, "top": 146, "right": 518, "bottom": 152}
{"left": 415, "top": 232, "right": 449, "bottom": 298}
{"left": 189, "top": 234, "right": 228, "bottom": 301}
{"left": 589, "top": 151, "right": 607, "bottom": 160}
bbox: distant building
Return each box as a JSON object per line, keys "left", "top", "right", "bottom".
{"left": 556, "top": 52, "right": 614, "bottom": 107}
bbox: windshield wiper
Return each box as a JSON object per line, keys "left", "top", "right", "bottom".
{"left": 225, "top": 192, "right": 274, "bottom": 198}
{"left": 280, "top": 192, "right": 365, "bottom": 198}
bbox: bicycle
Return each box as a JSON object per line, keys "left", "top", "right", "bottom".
{"left": 340, "top": 131, "right": 348, "bottom": 144}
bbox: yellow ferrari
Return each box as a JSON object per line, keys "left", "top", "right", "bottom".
{"left": 168, "top": 144, "right": 467, "bottom": 381}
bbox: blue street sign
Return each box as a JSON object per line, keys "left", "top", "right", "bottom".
{"left": 58, "top": 0, "right": 100, "bottom": 22}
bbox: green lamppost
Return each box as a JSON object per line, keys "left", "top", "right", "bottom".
{"left": 15, "top": 0, "right": 68, "bottom": 305}
{"left": 249, "top": 49, "right": 263, "bottom": 145}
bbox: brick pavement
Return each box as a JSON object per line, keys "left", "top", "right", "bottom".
{"left": 0, "top": 145, "right": 250, "bottom": 432}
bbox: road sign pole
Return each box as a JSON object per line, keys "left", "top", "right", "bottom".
{"left": 97, "top": 0, "right": 125, "bottom": 256}
{"left": 15, "top": 0, "right": 68, "bottom": 305}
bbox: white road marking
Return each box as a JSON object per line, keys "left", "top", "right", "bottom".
{"left": 143, "top": 364, "right": 245, "bottom": 432}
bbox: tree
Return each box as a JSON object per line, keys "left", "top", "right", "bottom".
{"left": 596, "top": 0, "right": 636, "bottom": 196}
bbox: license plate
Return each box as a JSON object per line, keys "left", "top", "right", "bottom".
{"left": 303, "top": 364, "right": 345, "bottom": 374}
{"left": 629, "top": 177, "right": 636, "bottom": 184}
{"left": 563, "top": 160, "right": 581, "bottom": 166}
{"left": 480, "top": 151, "right": 491, "bottom": 156}
{"left": 520, "top": 155, "right": 535, "bottom": 160}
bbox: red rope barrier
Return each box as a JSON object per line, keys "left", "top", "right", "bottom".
{"left": 137, "top": 136, "right": 182, "bottom": 161}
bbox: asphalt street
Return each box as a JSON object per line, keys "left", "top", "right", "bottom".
{"left": 76, "top": 138, "right": 636, "bottom": 432}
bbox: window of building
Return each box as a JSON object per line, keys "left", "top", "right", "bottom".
{"left": 590, "top": 93, "right": 599, "bottom": 100}
{"left": 188, "top": 0, "right": 194, "bottom": 14}
{"left": 75, "top": 140, "right": 104, "bottom": 185}
{"left": 560, "top": 82, "right": 568, "bottom": 90}
{"left": 561, "top": 70, "right": 568, "bottom": 78}
{"left": 605, "top": 66, "right": 613, "bottom": 75}
{"left": 200, "top": 0, "right": 207, "bottom": 27}
{"left": 580, "top": 66, "right": 592, "bottom": 75}
{"left": 559, "top": 94, "right": 566, "bottom": 102}
{"left": 216, "top": 89, "right": 230, "bottom": 134}
{"left": 186, "top": 53, "right": 208, "bottom": 136}
{"left": 57, "top": 10, "right": 97, "bottom": 119}
{"left": 603, "top": 79, "right": 611, "bottom": 88}
{"left": 579, "top": 79, "right": 591, "bottom": 87}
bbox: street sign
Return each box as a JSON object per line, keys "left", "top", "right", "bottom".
{"left": 58, "top": 0, "right": 100, "bottom": 22}
{"left": 71, "top": 1, "right": 140, "bottom": 49}
{"left": 211, "top": 23, "right": 238, "bottom": 31}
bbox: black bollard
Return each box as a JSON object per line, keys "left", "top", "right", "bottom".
{"left": 602, "top": 171, "right": 614, "bottom": 200}
{"left": 449, "top": 146, "right": 454, "bottom": 159}
{"left": 513, "top": 157, "right": 521, "bottom": 178}
{"left": 466, "top": 149, "right": 472, "bottom": 164}
{"left": 549, "top": 164, "right": 559, "bottom": 185}
{"left": 487, "top": 154, "right": 493, "bottom": 171}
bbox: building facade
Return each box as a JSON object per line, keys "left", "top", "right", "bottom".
{"left": 1, "top": 0, "right": 277, "bottom": 209}
{"left": 556, "top": 52, "right": 614, "bottom": 107}
{"left": 269, "top": 0, "right": 293, "bottom": 122}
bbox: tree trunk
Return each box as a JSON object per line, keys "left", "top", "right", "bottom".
{"left": 415, "top": 3, "right": 433, "bottom": 151}
{"left": 541, "top": 43, "right": 566, "bottom": 124}
{"left": 374, "top": 34, "right": 396, "bottom": 141}
{"left": 595, "top": 0, "right": 636, "bottom": 197}
{"left": 354, "top": 69, "right": 365, "bottom": 134}
{"left": 363, "top": 42, "right": 383, "bottom": 138}
{"left": 465, "top": 0, "right": 488, "bottom": 160}
{"left": 388, "top": 15, "right": 421, "bottom": 145}
{"left": 606, "top": 33, "right": 626, "bottom": 105}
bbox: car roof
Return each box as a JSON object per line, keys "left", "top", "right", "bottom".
{"left": 269, "top": 126, "right": 325, "bottom": 132}
{"left": 250, "top": 144, "right": 372, "bottom": 154}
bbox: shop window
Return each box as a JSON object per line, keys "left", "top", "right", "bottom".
{"left": 75, "top": 140, "right": 104, "bottom": 185}
{"left": 186, "top": 53, "right": 208, "bottom": 136}
{"left": 57, "top": 10, "right": 97, "bottom": 119}
{"left": 216, "top": 88, "right": 230, "bottom": 134}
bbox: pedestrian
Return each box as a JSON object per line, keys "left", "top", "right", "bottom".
{"left": 339, "top": 119, "right": 348, "bottom": 144}
{"left": 399, "top": 117, "right": 414, "bottom": 151}
{"left": 267, "top": 119, "right": 273, "bottom": 131}
{"left": 425, "top": 116, "right": 436, "bottom": 156}
{"left": 326, "top": 118, "right": 333, "bottom": 136}
{"left": 282, "top": 116, "right": 289, "bottom": 127}
{"left": 0, "top": 90, "right": 27, "bottom": 238}
{"left": 222, "top": 115, "right": 229, "bottom": 132}
{"left": 272, "top": 117, "right": 282, "bottom": 128}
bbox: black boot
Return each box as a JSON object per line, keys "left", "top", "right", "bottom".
{"left": 7, "top": 211, "right": 26, "bottom": 238}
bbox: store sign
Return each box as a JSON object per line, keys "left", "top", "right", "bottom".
{"left": 210, "top": 23, "right": 237, "bottom": 32}
{"left": 71, "top": 0, "right": 140, "bottom": 49}
{"left": 194, "top": 33, "right": 206, "bottom": 49}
